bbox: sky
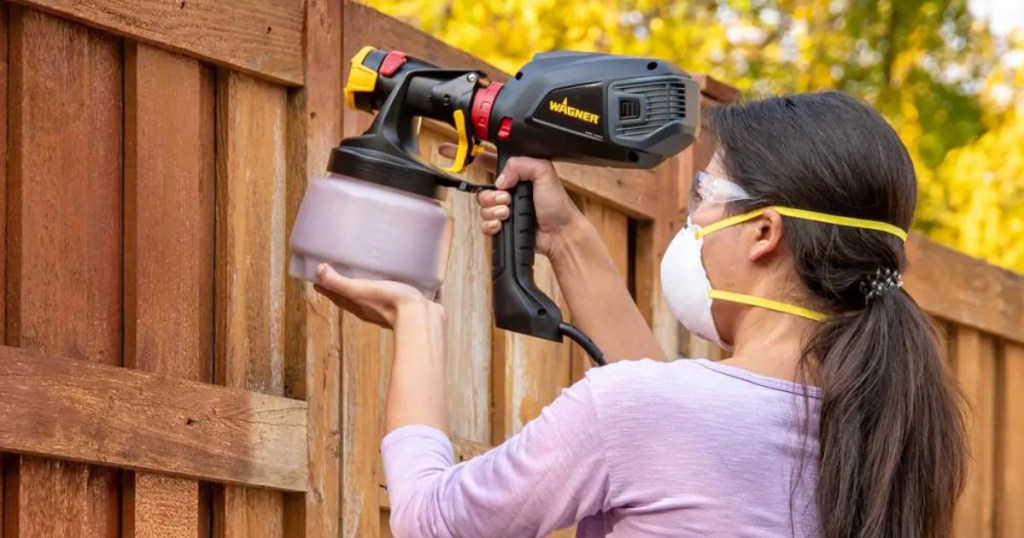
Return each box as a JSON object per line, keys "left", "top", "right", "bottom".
{"left": 971, "top": 0, "right": 1024, "bottom": 36}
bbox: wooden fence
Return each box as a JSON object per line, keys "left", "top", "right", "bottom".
{"left": 0, "top": 0, "right": 1019, "bottom": 537}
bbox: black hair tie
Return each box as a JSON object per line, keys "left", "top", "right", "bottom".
{"left": 860, "top": 268, "right": 903, "bottom": 304}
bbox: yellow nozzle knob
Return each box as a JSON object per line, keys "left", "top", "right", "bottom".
{"left": 344, "top": 46, "right": 379, "bottom": 110}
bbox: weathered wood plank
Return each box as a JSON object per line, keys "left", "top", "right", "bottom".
{"left": 124, "top": 474, "right": 200, "bottom": 538}
{"left": 0, "top": 0, "right": 8, "bottom": 344}
{"left": 341, "top": 314, "right": 383, "bottom": 538}
{"left": 953, "top": 327, "right": 997, "bottom": 538}
{"left": 998, "top": 344, "right": 1024, "bottom": 538}
{"left": 0, "top": 1, "right": 6, "bottom": 518}
{"left": 905, "top": 236, "right": 1024, "bottom": 346}
{"left": 215, "top": 69, "right": 290, "bottom": 537}
{"left": 572, "top": 196, "right": 630, "bottom": 380}
{"left": 282, "top": 0, "right": 344, "bottom": 536}
{"left": 6, "top": 7, "right": 122, "bottom": 536}
{"left": 9, "top": 0, "right": 303, "bottom": 85}
{"left": 124, "top": 42, "right": 216, "bottom": 538}
{"left": 0, "top": 345, "right": 308, "bottom": 491}
{"left": 556, "top": 164, "right": 660, "bottom": 220}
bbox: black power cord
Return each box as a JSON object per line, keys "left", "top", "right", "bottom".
{"left": 558, "top": 322, "right": 606, "bottom": 367}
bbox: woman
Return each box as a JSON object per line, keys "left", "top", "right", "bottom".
{"left": 314, "top": 91, "right": 967, "bottom": 537}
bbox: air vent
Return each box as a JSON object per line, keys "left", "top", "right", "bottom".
{"left": 614, "top": 79, "right": 687, "bottom": 138}
{"left": 619, "top": 98, "right": 641, "bottom": 120}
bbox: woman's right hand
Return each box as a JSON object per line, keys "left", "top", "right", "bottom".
{"left": 472, "top": 155, "right": 586, "bottom": 258}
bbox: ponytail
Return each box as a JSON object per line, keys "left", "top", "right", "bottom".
{"left": 801, "top": 289, "right": 967, "bottom": 538}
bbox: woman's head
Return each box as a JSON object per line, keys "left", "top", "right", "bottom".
{"left": 695, "top": 91, "right": 967, "bottom": 537}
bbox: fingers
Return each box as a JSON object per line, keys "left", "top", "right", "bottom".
{"left": 476, "top": 189, "right": 510, "bottom": 236}
{"left": 480, "top": 219, "right": 502, "bottom": 235}
{"left": 476, "top": 188, "right": 511, "bottom": 208}
{"left": 480, "top": 204, "right": 509, "bottom": 221}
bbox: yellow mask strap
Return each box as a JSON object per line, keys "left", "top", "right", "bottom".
{"left": 696, "top": 206, "right": 908, "bottom": 242}
{"left": 709, "top": 290, "right": 827, "bottom": 322}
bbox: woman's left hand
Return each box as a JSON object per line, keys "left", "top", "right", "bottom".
{"left": 313, "top": 263, "right": 438, "bottom": 329}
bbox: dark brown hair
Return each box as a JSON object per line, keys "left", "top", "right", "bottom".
{"left": 707, "top": 92, "right": 968, "bottom": 537}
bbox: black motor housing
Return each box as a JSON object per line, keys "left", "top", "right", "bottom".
{"left": 486, "top": 51, "right": 700, "bottom": 168}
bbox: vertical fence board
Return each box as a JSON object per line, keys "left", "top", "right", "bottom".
{"left": 6, "top": 7, "right": 122, "bottom": 537}
{"left": 571, "top": 197, "right": 629, "bottom": 381}
{"left": 0, "top": 3, "right": 8, "bottom": 523}
{"left": 341, "top": 314, "right": 382, "bottom": 538}
{"left": 998, "top": 344, "right": 1024, "bottom": 538}
{"left": 953, "top": 327, "right": 997, "bottom": 538}
{"left": 215, "top": 70, "right": 288, "bottom": 538}
{"left": 123, "top": 42, "right": 215, "bottom": 538}
{"left": 124, "top": 475, "right": 199, "bottom": 538}
{"left": 0, "top": 0, "right": 8, "bottom": 342}
{"left": 282, "top": 0, "right": 344, "bottom": 535}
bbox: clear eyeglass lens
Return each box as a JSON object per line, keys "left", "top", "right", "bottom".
{"left": 688, "top": 170, "right": 751, "bottom": 214}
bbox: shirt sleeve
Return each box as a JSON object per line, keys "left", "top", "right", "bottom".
{"left": 381, "top": 373, "right": 611, "bottom": 538}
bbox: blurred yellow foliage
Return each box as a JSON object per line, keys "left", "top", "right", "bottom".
{"left": 367, "top": 0, "right": 1024, "bottom": 274}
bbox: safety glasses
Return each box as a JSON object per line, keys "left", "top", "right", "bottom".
{"left": 688, "top": 170, "right": 752, "bottom": 214}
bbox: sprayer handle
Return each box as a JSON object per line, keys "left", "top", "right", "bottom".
{"left": 491, "top": 159, "right": 564, "bottom": 341}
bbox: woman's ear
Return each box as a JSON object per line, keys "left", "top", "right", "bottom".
{"left": 748, "top": 209, "right": 784, "bottom": 262}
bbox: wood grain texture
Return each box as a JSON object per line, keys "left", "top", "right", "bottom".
{"left": 124, "top": 474, "right": 199, "bottom": 538}
{"left": 905, "top": 235, "right": 1024, "bottom": 346}
{"left": 0, "top": 1, "right": 8, "bottom": 346}
{"left": 9, "top": 0, "right": 303, "bottom": 85}
{"left": 572, "top": 196, "right": 629, "bottom": 381}
{"left": 282, "top": 0, "right": 344, "bottom": 536}
{"left": 341, "top": 314, "right": 382, "bottom": 538}
{"left": 0, "top": 5, "right": 4, "bottom": 516}
{"left": 997, "top": 344, "right": 1024, "bottom": 538}
{"left": 123, "top": 42, "right": 216, "bottom": 538}
{"left": 0, "top": 4, "right": 7, "bottom": 517}
{"left": 0, "top": 345, "right": 307, "bottom": 490}
{"left": 6, "top": 7, "right": 122, "bottom": 536}
{"left": 953, "top": 327, "right": 997, "bottom": 538}
{"left": 215, "top": 69, "right": 290, "bottom": 537}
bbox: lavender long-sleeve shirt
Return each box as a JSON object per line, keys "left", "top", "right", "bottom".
{"left": 382, "top": 358, "right": 822, "bottom": 537}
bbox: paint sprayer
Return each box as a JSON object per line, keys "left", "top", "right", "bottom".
{"left": 289, "top": 46, "right": 700, "bottom": 364}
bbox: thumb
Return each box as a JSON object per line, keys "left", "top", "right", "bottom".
{"left": 316, "top": 263, "right": 360, "bottom": 298}
{"left": 496, "top": 157, "right": 558, "bottom": 190}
